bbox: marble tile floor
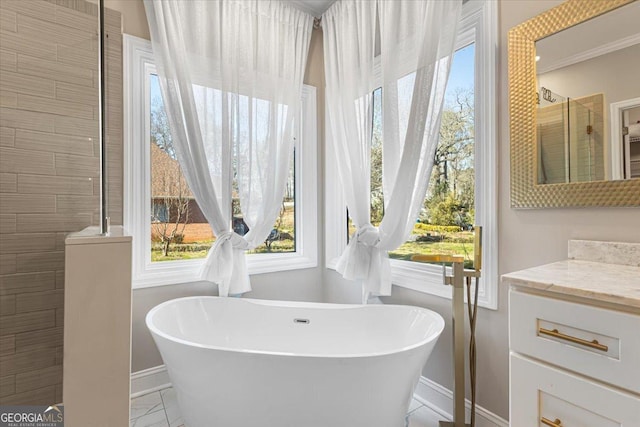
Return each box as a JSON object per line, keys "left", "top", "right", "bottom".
{"left": 130, "top": 387, "right": 446, "bottom": 427}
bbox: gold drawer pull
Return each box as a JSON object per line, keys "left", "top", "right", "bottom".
{"left": 541, "top": 417, "right": 563, "bottom": 427}
{"left": 538, "top": 327, "right": 608, "bottom": 352}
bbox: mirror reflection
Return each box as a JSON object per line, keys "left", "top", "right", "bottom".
{"left": 535, "top": 2, "right": 640, "bottom": 184}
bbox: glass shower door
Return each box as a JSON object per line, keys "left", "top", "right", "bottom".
{"left": 569, "top": 98, "right": 603, "bottom": 182}
{"left": 537, "top": 88, "right": 568, "bottom": 184}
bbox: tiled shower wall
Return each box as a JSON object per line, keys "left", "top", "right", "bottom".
{"left": 0, "top": 0, "right": 122, "bottom": 404}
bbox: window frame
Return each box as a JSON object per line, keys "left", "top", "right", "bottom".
{"left": 124, "top": 35, "right": 318, "bottom": 289}
{"left": 325, "top": 0, "right": 498, "bottom": 309}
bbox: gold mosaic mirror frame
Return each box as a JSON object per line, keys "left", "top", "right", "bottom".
{"left": 508, "top": 0, "right": 640, "bottom": 208}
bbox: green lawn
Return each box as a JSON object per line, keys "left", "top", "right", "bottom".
{"left": 390, "top": 239, "right": 475, "bottom": 269}
{"left": 151, "top": 246, "right": 210, "bottom": 262}
{"left": 153, "top": 236, "right": 474, "bottom": 267}
{"left": 151, "top": 211, "right": 477, "bottom": 267}
{"left": 151, "top": 237, "right": 295, "bottom": 262}
{"left": 248, "top": 239, "right": 295, "bottom": 254}
{"left": 151, "top": 202, "right": 296, "bottom": 262}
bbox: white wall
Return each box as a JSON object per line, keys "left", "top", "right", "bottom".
{"left": 538, "top": 44, "right": 640, "bottom": 105}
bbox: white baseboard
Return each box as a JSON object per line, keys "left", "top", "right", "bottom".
{"left": 130, "top": 365, "right": 171, "bottom": 398}
{"left": 414, "top": 376, "right": 509, "bottom": 427}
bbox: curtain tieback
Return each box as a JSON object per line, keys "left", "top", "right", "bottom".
{"left": 337, "top": 223, "right": 391, "bottom": 300}
{"left": 336, "top": 224, "right": 382, "bottom": 281}
{"left": 202, "top": 230, "right": 251, "bottom": 297}
{"left": 213, "top": 230, "right": 250, "bottom": 251}
{"left": 353, "top": 224, "right": 380, "bottom": 247}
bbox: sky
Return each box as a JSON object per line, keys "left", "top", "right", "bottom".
{"left": 445, "top": 42, "right": 475, "bottom": 102}
{"left": 150, "top": 74, "right": 162, "bottom": 107}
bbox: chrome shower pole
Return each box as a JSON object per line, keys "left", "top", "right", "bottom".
{"left": 98, "top": 0, "right": 109, "bottom": 234}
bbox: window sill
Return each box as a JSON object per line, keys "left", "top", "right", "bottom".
{"left": 132, "top": 252, "right": 317, "bottom": 289}
{"left": 389, "top": 259, "right": 453, "bottom": 299}
{"left": 326, "top": 257, "right": 497, "bottom": 310}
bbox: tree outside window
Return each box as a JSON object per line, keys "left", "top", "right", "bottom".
{"left": 360, "top": 43, "right": 477, "bottom": 267}
{"left": 149, "top": 74, "right": 296, "bottom": 261}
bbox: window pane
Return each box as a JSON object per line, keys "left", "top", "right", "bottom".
{"left": 346, "top": 87, "right": 382, "bottom": 238}
{"left": 371, "top": 87, "right": 384, "bottom": 225}
{"left": 389, "top": 43, "right": 476, "bottom": 267}
{"left": 244, "top": 147, "right": 296, "bottom": 254}
{"left": 149, "top": 74, "right": 297, "bottom": 260}
{"left": 150, "top": 74, "right": 214, "bottom": 262}
{"left": 350, "top": 45, "right": 476, "bottom": 265}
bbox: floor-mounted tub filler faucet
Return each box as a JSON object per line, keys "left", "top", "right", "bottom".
{"left": 411, "top": 226, "right": 483, "bottom": 427}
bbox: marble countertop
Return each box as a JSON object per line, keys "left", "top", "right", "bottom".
{"left": 502, "top": 259, "right": 640, "bottom": 309}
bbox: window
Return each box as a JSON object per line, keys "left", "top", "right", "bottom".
{"left": 148, "top": 74, "right": 297, "bottom": 261}
{"left": 388, "top": 43, "right": 476, "bottom": 265}
{"left": 125, "top": 36, "right": 317, "bottom": 288}
{"left": 326, "top": 0, "right": 498, "bottom": 309}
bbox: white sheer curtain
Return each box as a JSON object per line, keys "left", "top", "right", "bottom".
{"left": 144, "top": 0, "right": 312, "bottom": 296}
{"left": 324, "top": 0, "right": 461, "bottom": 302}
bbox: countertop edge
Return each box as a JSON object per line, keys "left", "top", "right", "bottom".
{"left": 502, "top": 260, "right": 640, "bottom": 310}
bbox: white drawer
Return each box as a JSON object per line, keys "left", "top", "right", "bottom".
{"left": 510, "top": 353, "right": 640, "bottom": 427}
{"left": 509, "top": 289, "right": 640, "bottom": 393}
{"left": 509, "top": 290, "right": 640, "bottom": 393}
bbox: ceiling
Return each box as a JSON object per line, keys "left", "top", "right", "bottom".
{"left": 284, "top": 0, "right": 337, "bottom": 17}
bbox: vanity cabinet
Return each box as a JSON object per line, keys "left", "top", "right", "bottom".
{"left": 507, "top": 289, "right": 640, "bottom": 426}
{"left": 503, "top": 244, "right": 640, "bottom": 427}
{"left": 510, "top": 352, "right": 639, "bottom": 427}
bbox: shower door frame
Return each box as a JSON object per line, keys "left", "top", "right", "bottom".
{"left": 609, "top": 97, "right": 640, "bottom": 180}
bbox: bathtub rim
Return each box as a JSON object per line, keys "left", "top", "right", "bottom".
{"left": 146, "top": 296, "right": 445, "bottom": 359}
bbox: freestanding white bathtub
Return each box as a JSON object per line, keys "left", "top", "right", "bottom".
{"left": 146, "top": 296, "right": 445, "bottom": 427}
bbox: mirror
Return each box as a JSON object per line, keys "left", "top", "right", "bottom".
{"left": 535, "top": 2, "right": 640, "bottom": 184}
{"left": 509, "top": 0, "right": 640, "bottom": 207}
